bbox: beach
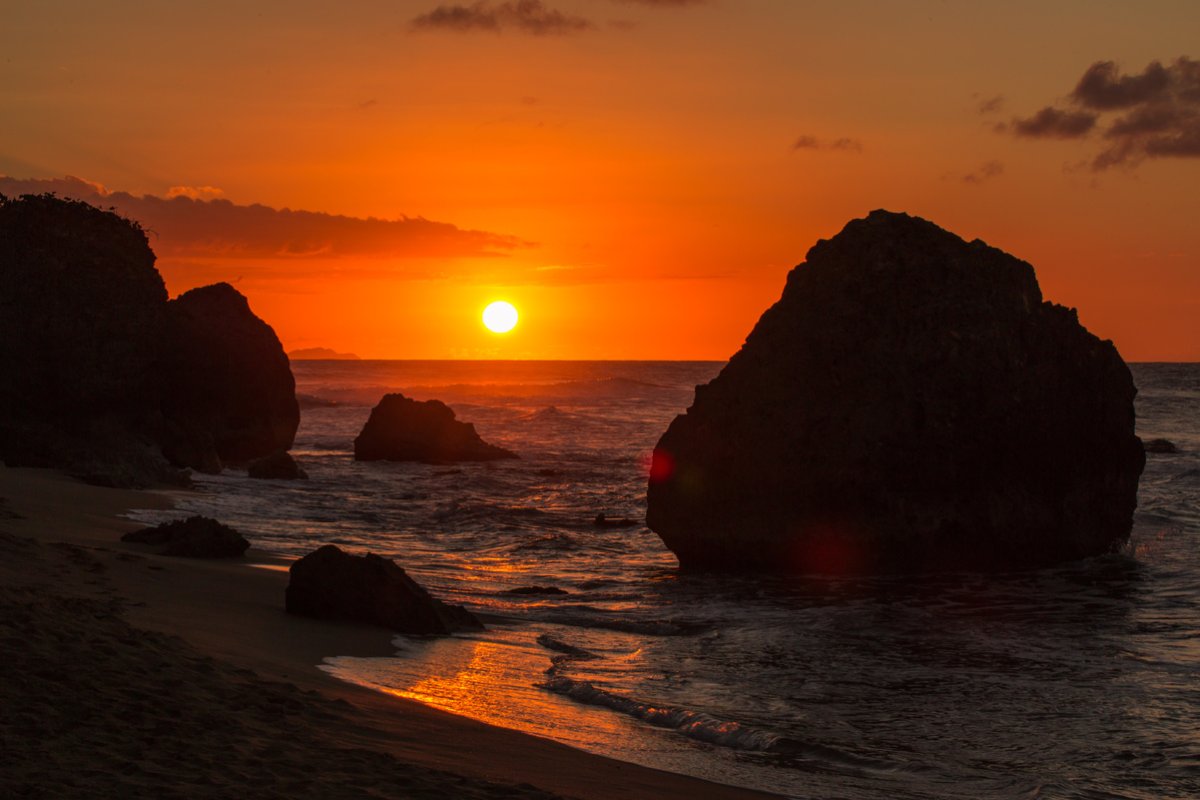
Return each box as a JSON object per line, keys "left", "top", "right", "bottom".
{"left": 0, "top": 465, "right": 778, "bottom": 800}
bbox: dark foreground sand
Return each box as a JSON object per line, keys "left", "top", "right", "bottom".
{"left": 0, "top": 467, "right": 779, "bottom": 800}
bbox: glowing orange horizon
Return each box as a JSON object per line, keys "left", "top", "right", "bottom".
{"left": 3, "top": 5, "right": 1197, "bottom": 361}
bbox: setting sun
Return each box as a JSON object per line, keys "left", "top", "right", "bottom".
{"left": 482, "top": 301, "right": 519, "bottom": 334}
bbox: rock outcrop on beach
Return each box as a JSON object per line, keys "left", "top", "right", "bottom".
{"left": 285, "top": 544, "right": 482, "bottom": 634}
{"left": 0, "top": 194, "right": 300, "bottom": 483}
{"left": 0, "top": 194, "right": 170, "bottom": 477}
{"left": 354, "top": 394, "right": 517, "bottom": 463}
{"left": 122, "top": 515, "right": 250, "bottom": 558}
{"left": 159, "top": 283, "right": 300, "bottom": 473}
{"left": 247, "top": 450, "right": 308, "bottom": 480}
{"left": 647, "top": 210, "right": 1145, "bottom": 574}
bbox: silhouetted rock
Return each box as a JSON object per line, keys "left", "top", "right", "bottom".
{"left": 247, "top": 450, "right": 308, "bottom": 480}
{"left": 0, "top": 194, "right": 299, "bottom": 484}
{"left": 506, "top": 586, "right": 570, "bottom": 596}
{"left": 285, "top": 544, "right": 482, "bottom": 634}
{"left": 354, "top": 394, "right": 517, "bottom": 463}
{"left": 0, "top": 194, "right": 169, "bottom": 480}
{"left": 1143, "top": 438, "right": 1179, "bottom": 454}
{"left": 159, "top": 283, "right": 300, "bottom": 472}
{"left": 647, "top": 210, "right": 1145, "bottom": 574}
{"left": 122, "top": 515, "right": 250, "bottom": 558}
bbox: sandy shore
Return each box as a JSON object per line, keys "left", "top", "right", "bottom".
{"left": 0, "top": 466, "right": 780, "bottom": 800}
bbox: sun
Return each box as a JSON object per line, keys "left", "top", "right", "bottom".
{"left": 482, "top": 300, "right": 518, "bottom": 334}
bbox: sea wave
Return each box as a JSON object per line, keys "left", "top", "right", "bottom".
{"left": 538, "top": 676, "right": 783, "bottom": 752}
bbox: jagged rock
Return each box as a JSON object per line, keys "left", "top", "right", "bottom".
{"left": 247, "top": 450, "right": 308, "bottom": 480}
{"left": 647, "top": 210, "right": 1145, "bottom": 574}
{"left": 159, "top": 283, "right": 300, "bottom": 472}
{"left": 353, "top": 394, "right": 516, "bottom": 463}
{"left": 285, "top": 544, "right": 482, "bottom": 634}
{"left": 122, "top": 515, "right": 250, "bottom": 558}
{"left": 1143, "top": 438, "right": 1178, "bottom": 454}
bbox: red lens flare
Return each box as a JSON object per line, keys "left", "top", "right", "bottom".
{"left": 647, "top": 448, "right": 675, "bottom": 483}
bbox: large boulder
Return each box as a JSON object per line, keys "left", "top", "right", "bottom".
{"left": 0, "top": 194, "right": 168, "bottom": 471}
{"left": 121, "top": 515, "right": 250, "bottom": 558}
{"left": 285, "top": 544, "right": 482, "bottom": 634}
{"left": 159, "top": 283, "right": 300, "bottom": 472}
{"left": 647, "top": 210, "right": 1145, "bottom": 574}
{"left": 354, "top": 393, "right": 516, "bottom": 463}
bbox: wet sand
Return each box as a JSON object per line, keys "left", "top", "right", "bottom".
{"left": 0, "top": 466, "right": 779, "bottom": 799}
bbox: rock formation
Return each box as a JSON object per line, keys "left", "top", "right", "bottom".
{"left": 0, "top": 194, "right": 169, "bottom": 476}
{"left": 354, "top": 394, "right": 517, "bottom": 463}
{"left": 0, "top": 194, "right": 300, "bottom": 483}
{"left": 159, "top": 283, "right": 300, "bottom": 472}
{"left": 1143, "top": 438, "right": 1178, "bottom": 454}
{"left": 285, "top": 544, "right": 482, "bottom": 634}
{"left": 246, "top": 450, "right": 308, "bottom": 480}
{"left": 646, "top": 210, "right": 1145, "bottom": 574}
{"left": 122, "top": 516, "right": 250, "bottom": 558}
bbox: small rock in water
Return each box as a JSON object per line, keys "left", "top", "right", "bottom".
{"left": 122, "top": 515, "right": 250, "bottom": 558}
{"left": 1143, "top": 438, "right": 1179, "bottom": 454}
{"left": 246, "top": 450, "right": 308, "bottom": 480}
{"left": 285, "top": 544, "right": 482, "bottom": 634}
{"left": 353, "top": 393, "right": 517, "bottom": 463}
{"left": 506, "top": 586, "right": 570, "bottom": 596}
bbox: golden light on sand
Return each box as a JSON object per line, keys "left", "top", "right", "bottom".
{"left": 483, "top": 301, "right": 518, "bottom": 334}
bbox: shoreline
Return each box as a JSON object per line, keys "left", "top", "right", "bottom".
{"left": 0, "top": 465, "right": 780, "bottom": 800}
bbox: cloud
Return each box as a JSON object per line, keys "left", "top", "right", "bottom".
{"left": 166, "top": 185, "right": 224, "bottom": 200}
{"left": 0, "top": 175, "right": 528, "bottom": 260}
{"left": 1010, "top": 106, "right": 1097, "bottom": 138}
{"left": 959, "top": 160, "right": 1004, "bottom": 185}
{"left": 411, "top": 1, "right": 592, "bottom": 35}
{"left": 1071, "top": 60, "right": 1172, "bottom": 110}
{"left": 791, "top": 135, "right": 863, "bottom": 153}
{"left": 1005, "top": 56, "right": 1200, "bottom": 169}
{"left": 976, "top": 94, "right": 1004, "bottom": 114}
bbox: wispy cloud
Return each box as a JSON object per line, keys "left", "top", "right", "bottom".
{"left": 957, "top": 160, "right": 1005, "bottom": 185}
{"left": 411, "top": 1, "right": 592, "bottom": 36}
{"left": 791, "top": 134, "right": 864, "bottom": 154}
{"left": 1004, "top": 56, "right": 1200, "bottom": 170}
{"left": 0, "top": 175, "right": 528, "bottom": 260}
{"left": 975, "top": 94, "right": 1004, "bottom": 115}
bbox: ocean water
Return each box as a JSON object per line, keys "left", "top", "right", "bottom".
{"left": 135, "top": 361, "right": 1200, "bottom": 799}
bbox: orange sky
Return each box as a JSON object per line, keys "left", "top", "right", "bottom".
{"left": 2, "top": 1, "right": 1198, "bottom": 359}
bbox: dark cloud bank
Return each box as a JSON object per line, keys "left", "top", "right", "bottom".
{"left": 411, "top": 0, "right": 705, "bottom": 35}
{"left": 0, "top": 176, "right": 526, "bottom": 260}
{"left": 1006, "top": 56, "right": 1200, "bottom": 170}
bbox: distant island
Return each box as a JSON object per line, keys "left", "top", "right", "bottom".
{"left": 287, "top": 347, "right": 361, "bottom": 361}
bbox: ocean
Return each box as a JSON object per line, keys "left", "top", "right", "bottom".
{"left": 132, "top": 360, "right": 1200, "bottom": 799}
